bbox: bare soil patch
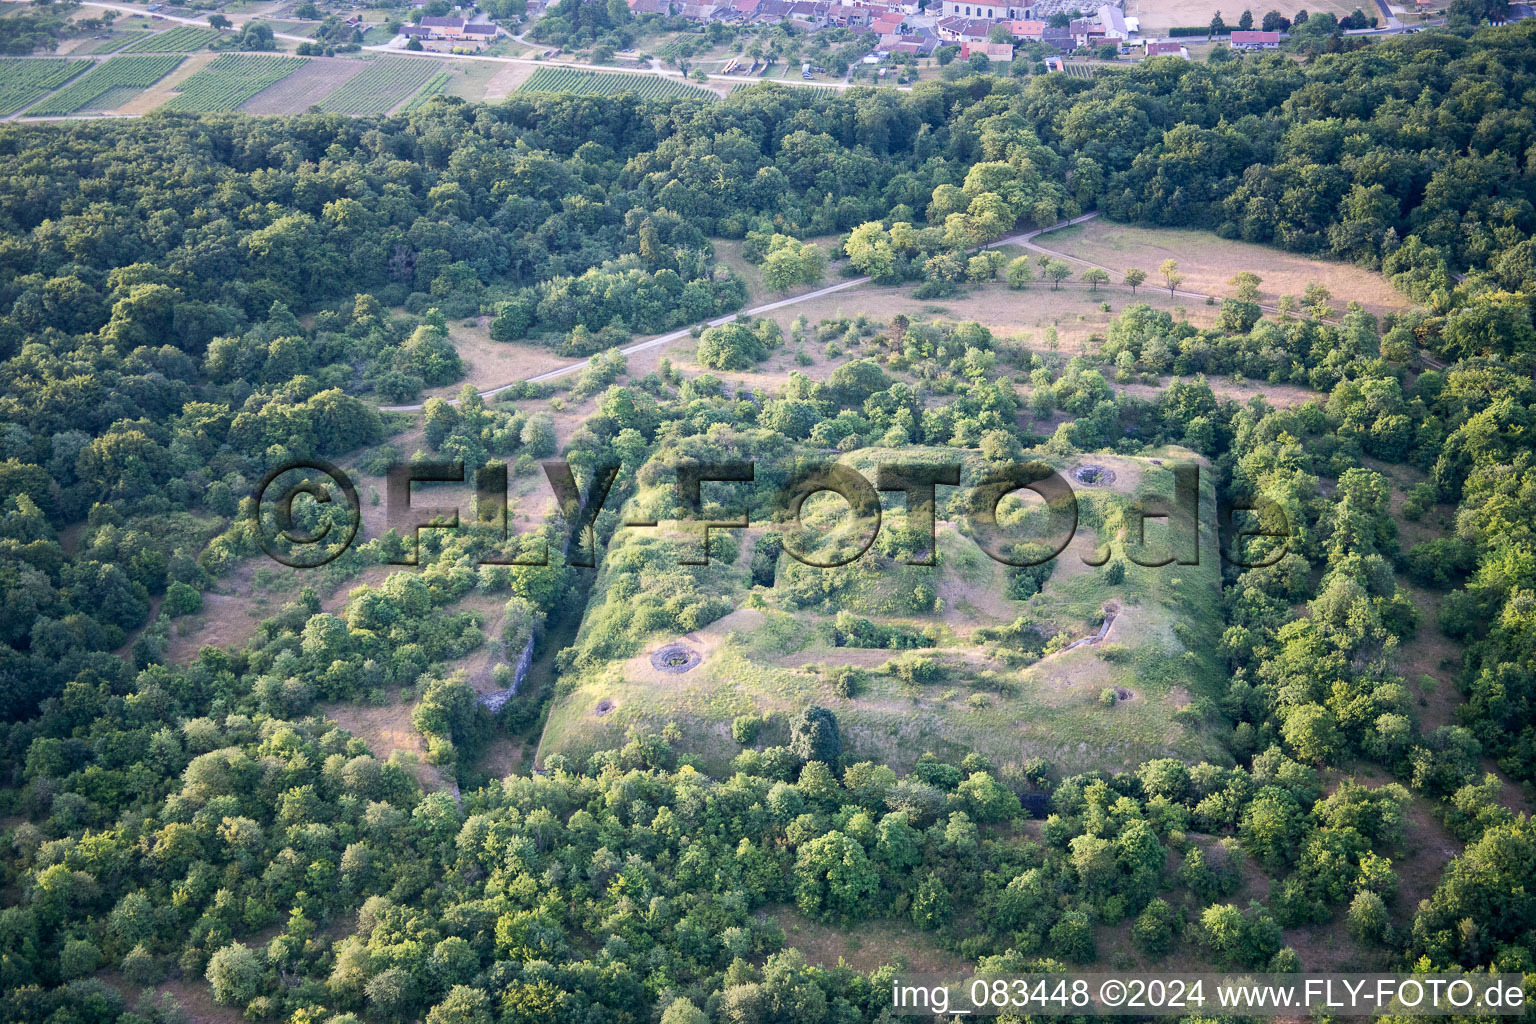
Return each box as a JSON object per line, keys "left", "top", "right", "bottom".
{"left": 936, "top": 544, "right": 1017, "bottom": 627}
{"left": 241, "top": 56, "right": 363, "bottom": 113}
{"left": 1395, "top": 583, "right": 1461, "bottom": 732}
{"left": 482, "top": 62, "right": 535, "bottom": 102}
{"left": 1067, "top": 453, "right": 1144, "bottom": 497}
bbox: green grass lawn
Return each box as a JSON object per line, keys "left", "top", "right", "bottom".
{"left": 537, "top": 445, "right": 1232, "bottom": 776}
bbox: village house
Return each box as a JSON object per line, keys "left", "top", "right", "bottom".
{"left": 827, "top": 3, "right": 874, "bottom": 25}
{"left": 1040, "top": 22, "right": 1072, "bottom": 47}
{"left": 1142, "top": 39, "right": 1188, "bottom": 56}
{"left": 1068, "top": 16, "right": 1105, "bottom": 44}
{"left": 936, "top": 15, "right": 993, "bottom": 39}
{"left": 412, "top": 15, "right": 501, "bottom": 38}
{"left": 961, "top": 39, "right": 1014, "bottom": 58}
{"left": 889, "top": 36, "right": 936, "bottom": 54}
{"left": 418, "top": 16, "right": 466, "bottom": 37}
{"left": 1097, "top": 3, "right": 1129, "bottom": 38}
{"left": 1008, "top": 19, "right": 1046, "bottom": 38}
{"left": 785, "top": 0, "right": 828, "bottom": 27}
{"left": 1230, "top": 28, "right": 1281, "bottom": 47}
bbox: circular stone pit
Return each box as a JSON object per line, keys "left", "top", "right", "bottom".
{"left": 1074, "top": 465, "right": 1117, "bottom": 486}
{"left": 650, "top": 643, "right": 702, "bottom": 674}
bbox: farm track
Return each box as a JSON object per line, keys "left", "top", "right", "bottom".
{"left": 380, "top": 215, "right": 1097, "bottom": 412}
{"left": 381, "top": 209, "right": 1378, "bottom": 415}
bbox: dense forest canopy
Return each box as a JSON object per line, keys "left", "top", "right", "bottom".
{"left": 1, "top": 17, "right": 1535, "bottom": 1024}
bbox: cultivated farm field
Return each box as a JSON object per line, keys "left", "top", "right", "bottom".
{"left": 517, "top": 65, "right": 715, "bottom": 99}
{"left": 315, "top": 57, "right": 444, "bottom": 114}
{"left": 27, "top": 54, "right": 183, "bottom": 114}
{"left": 122, "top": 24, "right": 218, "bottom": 52}
{"left": 401, "top": 70, "right": 452, "bottom": 111}
{"left": 160, "top": 53, "right": 307, "bottom": 111}
{"left": 78, "top": 31, "right": 152, "bottom": 53}
{"left": 0, "top": 57, "right": 90, "bottom": 115}
{"left": 238, "top": 55, "right": 362, "bottom": 113}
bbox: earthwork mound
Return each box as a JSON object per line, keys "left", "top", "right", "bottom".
{"left": 650, "top": 643, "right": 702, "bottom": 674}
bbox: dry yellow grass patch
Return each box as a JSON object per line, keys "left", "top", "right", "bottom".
{"left": 1041, "top": 220, "right": 1410, "bottom": 318}
{"left": 324, "top": 687, "right": 459, "bottom": 795}
{"left": 481, "top": 61, "right": 535, "bottom": 102}
{"left": 427, "top": 320, "right": 572, "bottom": 400}
{"left": 1124, "top": 0, "right": 1365, "bottom": 33}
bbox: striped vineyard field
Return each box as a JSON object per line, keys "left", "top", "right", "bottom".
{"left": 0, "top": 58, "right": 91, "bottom": 115}
{"left": 81, "top": 32, "right": 153, "bottom": 54}
{"left": 401, "top": 70, "right": 453, "bottom": 112}
{"left": 729, "top": 80, "right": 833, "bottom": 95}
{"left": 161, "top": 54, "right": 308, "bottom": 111}
{"left": 516, "top": 66, "right": 715, "bottom": 99}
{"left": 316, "top": 57, "right": 444, "bottom": 114}
{"left": 28, "top": 55, "right": 184, "bottom": 114}
{"left": 123, "top": 25, "right": 219, "bottom": 52}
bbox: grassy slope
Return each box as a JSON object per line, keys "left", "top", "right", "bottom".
{"left": 537, "top": 444, "right": 1232, "bottom": 776}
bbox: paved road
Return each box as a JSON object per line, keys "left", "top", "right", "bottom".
{"left": 379, "top": 213, "right": 1101, "bottom": 412}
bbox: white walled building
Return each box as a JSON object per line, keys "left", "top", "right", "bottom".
{"left": 938, "top": 0, "right": 1040, "bottom": 20}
